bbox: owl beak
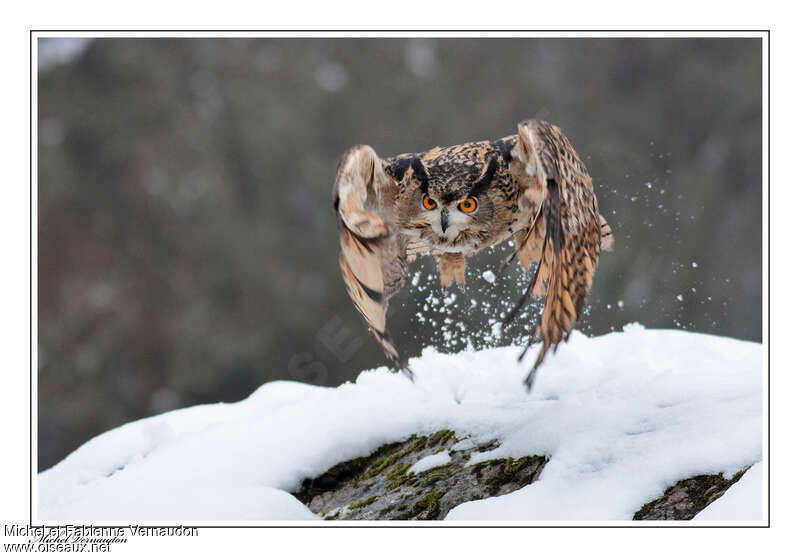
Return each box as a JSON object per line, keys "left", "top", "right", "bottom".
{"left": 440, "top": 210, "right": 449, "bottom": 233}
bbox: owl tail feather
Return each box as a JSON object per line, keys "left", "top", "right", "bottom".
{"left": 522, "top": 181, "right": 600, "bottom": 391}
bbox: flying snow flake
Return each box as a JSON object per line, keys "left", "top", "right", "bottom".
{"left": 482, "top": 270, "right": 496, "bottom": 284}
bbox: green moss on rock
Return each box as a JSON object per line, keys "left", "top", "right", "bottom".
{"left": 474, "top": 439, "right": 500, "bottom": 453}
{"left": 364, "top": 435, "right": 433, "bottom": 479}
{"left": 384, "top": 462, "right": 413, "bottom": 489}
{"left": 386, "top": 462, "right": 412, "bottom": 480}
{"left": 503, "top": 456, "right": 534, "bottom": 476}
{"left": 348, "top": 494, "right": 380, "bottom": 510}
{"left": 294, "top": 431, "right": 548, "bottom": 520}
{"left": 416, "top": 463, "right": 456, "bottom": 486}
{"left": 364, "top": 455, "right": 399, "bottom": 479}
{"left": 633, "top": 467, "right": 751, "bottom": 520}
{"left": 470, "top": 455, "right": 546, "bottom": 495}
{"left": 410, "top": 435, "right": 428, "bottom": 453}
{"left": 414, "top": 490, "right": 445, "bottom": 519}
{"left": 427, "top": 429, "right": 454, "bottom": 448}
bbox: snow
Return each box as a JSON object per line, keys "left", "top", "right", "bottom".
{"left": 481, "top": 270, "right": 496, "bottom": 284}
{"left": 408, "top": 452, "right": 452, "bottom": 475}
{"left": 38, "top": 325, "right": 763, "bottom": 522}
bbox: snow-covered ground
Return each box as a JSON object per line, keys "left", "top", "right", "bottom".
{"left": 38, "top": 324, "right": 763, "bottom": 522}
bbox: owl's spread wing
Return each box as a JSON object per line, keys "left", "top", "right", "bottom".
{"left": 508, "top": 120, "right": 614, "bottom": 390}
{"left": 333, "top": 145, "right": 411, "bottom": 378}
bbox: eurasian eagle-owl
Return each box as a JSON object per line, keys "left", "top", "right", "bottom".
{"left": 333, "top": 119, "right": 614, "bottom": 389}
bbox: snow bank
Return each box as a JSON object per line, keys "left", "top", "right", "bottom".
{"left": 38, "top": 325, "right": 763, "bottom": 521}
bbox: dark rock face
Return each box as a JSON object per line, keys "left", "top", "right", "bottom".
{"left": 293, "top": 430, "right": 547, "bottom": 520}
{"left": 633, "top": 469, "right": 749, "bottom": 520}
{"left": 294, "top": 429, "right": 752, "bottom": 521}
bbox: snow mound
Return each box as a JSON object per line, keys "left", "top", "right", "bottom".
{"left": 38, "top": 325, "right": 763, "bottom": 521}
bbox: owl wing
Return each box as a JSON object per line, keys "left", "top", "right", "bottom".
{"left": 332, "top": 145, "right": 412, "bottom": 378}
{"left": 507, "top": 120, "right": 614, "bottom": 390}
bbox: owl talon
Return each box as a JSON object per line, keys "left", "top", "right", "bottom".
{"left": 400, "top": 367, "right": 415, "bottom": 383}
{"left": 495, "top": 250, "right": 517, "bottom": 278}
{"left": 523, "top": 368, "right": 538, "bottom": 393}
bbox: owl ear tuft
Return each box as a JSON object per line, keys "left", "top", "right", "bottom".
{"left": 384, "top": 155, "right": 413, "bottom": 182}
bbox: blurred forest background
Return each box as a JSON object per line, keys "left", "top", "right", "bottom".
{"left": 37, "top": 37, "right": 762, "bottom": 471}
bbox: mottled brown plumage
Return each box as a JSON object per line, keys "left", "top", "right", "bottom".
{"left": 332, "top": 120, "right": 613, "bottom": 390}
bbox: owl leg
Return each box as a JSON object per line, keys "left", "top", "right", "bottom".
{"left": 514, "top": 227, "right": 536, "bottom": 270}
{"left": 438, "top": 252, "right": 466, "bottom": 287}
{"left": 599, "top": 214, "right": 615, "bottom": 251}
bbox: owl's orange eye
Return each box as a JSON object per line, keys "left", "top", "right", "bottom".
{"left": 422, "top": 194, "right": 438, "bottom": 210}
{"left": 458, "top": 197, "right": 478, "bottom": 213}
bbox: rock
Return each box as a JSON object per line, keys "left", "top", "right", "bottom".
{"left": 293, "top": 430, "right": 547, "bottom": 520}
{"left": 633, "top": 469, "right": 750, "bottom": 520}
{"left": 294, "top": 430, "right": 750, "bottom": 521}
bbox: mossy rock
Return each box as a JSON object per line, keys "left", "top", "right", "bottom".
{"left": 413, "top": 490, "right": 445, "bottom": 520}
{"left": 349, "top": 494, "right": 381, "bottom": 510}
{"left": 294, "top": 430, "right": 752, "bottom": 521}
{"left": 633, "top": 467, "right": 750, "bottom": 520}
{"left": 292, "top": 430, "right": 548, "bottom": 520}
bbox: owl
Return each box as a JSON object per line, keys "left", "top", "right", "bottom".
{"left": 333, "top": 120, "right": 614, "bottom": 390}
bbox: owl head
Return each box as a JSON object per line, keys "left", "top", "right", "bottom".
{"left": 385, "top": 139, "right": 517, "bottom": 255}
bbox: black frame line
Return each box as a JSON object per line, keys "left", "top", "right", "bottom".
{"left": 28, "top": 28, "right": 770, "bottom": 530}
